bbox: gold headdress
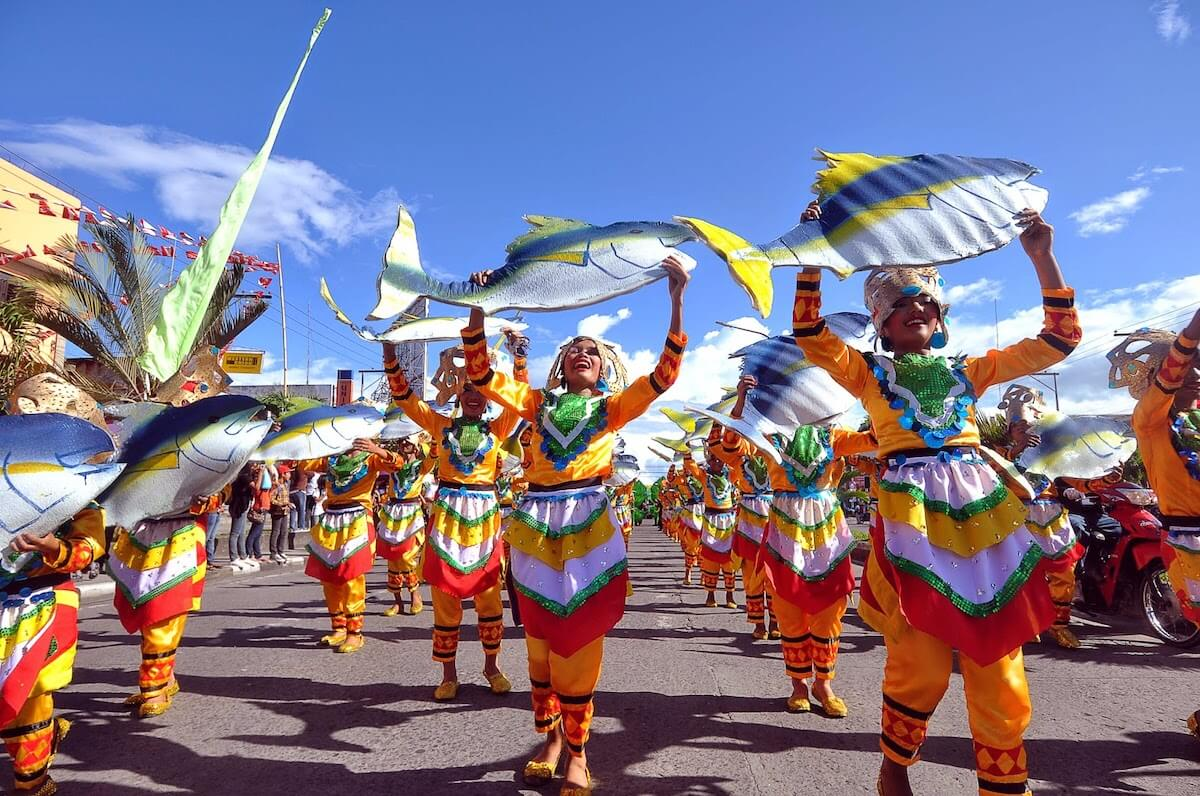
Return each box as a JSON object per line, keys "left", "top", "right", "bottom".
{"left": 997, "top": 384, "right": 1047, "bottom": 425}
{"left": 862, "top": 267, "right": 950, "bottom": 349}
{"left": 8, "top": 372, "right": 106, "bottom": 428}
{"left": 1107, "top": 328, "right": 1177, "bottom": 399}
{"left": 545, "top": 336, "right": 629, "bottom": 393}
{"left": 431, "top": 344, "right": 498, "bottom": 405}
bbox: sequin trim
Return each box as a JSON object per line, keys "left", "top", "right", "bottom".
{"left": 878, "top": 478, "right": 1009, "bottom": 522}
{"left": 514, "top": 559, "right": 626, "bottom": 617}
{"left": 884, "top": 543, "right": 1043, "bottom": 617}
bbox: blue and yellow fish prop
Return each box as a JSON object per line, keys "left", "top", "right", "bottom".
{"left": 252, "top": 402, "right": 385, "bottom": 462}
{"left": 677, "top": 150, "right": 1049, "bottom": 316}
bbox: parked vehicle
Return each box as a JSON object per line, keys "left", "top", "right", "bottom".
{"left": 1070, "top": 481, "right": 1200, "bottom": 648}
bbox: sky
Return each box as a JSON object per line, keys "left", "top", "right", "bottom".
{"left": 2, "top": 1, "right": 1198, "bottom": 477}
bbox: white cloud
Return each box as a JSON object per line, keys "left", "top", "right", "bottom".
{"left": 575, "top": 307, "right": 632, "bottom": 339}
{"left": 945, "top": 277, "right": 1004, "bottom": 306}
{"left": 1129, "top": 164, "right": 1185, "bottom": 182}
{"left": 949, "top": 272, "right": 1200, "bottom": 416}
{"left": 0, "top": 119, "right": 401, "bottom": 263}
{"left": 1154, "top": 1, "right": 1192, "bottom": 42}
{"left": 1069, "top": 186, "right": 1151, "bottom": 236}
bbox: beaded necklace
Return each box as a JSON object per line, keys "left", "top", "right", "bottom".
{"left": 442, "top": 417, "right": 493, "bottom": 475}
{"left": 328, "top": 452, "right": 370, "bottom": 494}
{"left": 773, "top": 426, "right": 833, "bottom": 491}
{"left": 390, "top": 459, "right": 421, "bottom": 497}
{"left": 1171, "top": 410, "right": 1200, "bottom": 482}
{"left": 538, "top": 390, "right": 608, "bottom": 471}
{"left": 742, "top": 455, "right": 771, "bottom": 494}
{"left": 865, "top": 352, "right": 975, "bottom": 448}
{"left": 704, "top": 462, "right": 733, "bottom": 503}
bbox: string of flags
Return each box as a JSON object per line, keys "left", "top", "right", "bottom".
{"left": 0, "top": 186, "right": 280, "bottom": 274}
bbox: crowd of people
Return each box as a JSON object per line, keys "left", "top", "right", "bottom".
{"left": 2, "top": 209, "right": 1199, "bottom": 796}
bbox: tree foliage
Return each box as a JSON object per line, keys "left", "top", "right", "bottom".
{"left": 0, "top": 287, "right": 42, "bottom": 404}
{"left": 15, "top": 218, "right": 267, "bottom": 402}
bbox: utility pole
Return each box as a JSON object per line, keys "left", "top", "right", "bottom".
{"left": 276, "top": 243, "right": 289, "bottom": 397}
{"left": 306, "top": 300, "right": 312, "bottom": 386}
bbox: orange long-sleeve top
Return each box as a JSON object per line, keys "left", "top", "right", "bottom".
{"left": 1132, "top": 331, "right": 1200, "bottom": 518}
{"left": 721, "top": 427, "right": 875, "bottom": 492}
{"left": 299, "top": 453, "right": 396, "bottom": 512}
{"left": 386, "top": 455, "right": 437, "bottom": 502}
{"left": 462, "top": 324, "right": 687, "bottom": 486}
{"left": 683, "top": 456, "right": 736, "bottom": 510}
{"left": 711, "top": 438, "right": 769, "bottom": 495}
{"left": 384, "top": 358, "right": 521, "bottom": 487}
{"left": 792, "top": 272, "right": 1081, "bottom": 456}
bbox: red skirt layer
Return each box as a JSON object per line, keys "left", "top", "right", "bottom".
{"left": 519, "top": 573, "right": 628, "bottom": 658}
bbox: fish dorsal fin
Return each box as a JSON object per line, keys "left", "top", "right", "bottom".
{"left": 506, "top": 215, "right": 591, "bottom": 255}
{"left": 811, "top": 150, "right": 907, "bottom": 200}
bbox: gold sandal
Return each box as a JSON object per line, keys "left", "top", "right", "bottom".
{"left": 335, "top": 634, "right": 365, "bottom": 654}
{"left": 814, "top": 694, "right": 848, "bottom": 718}
{"left": 786, "top": 695, "right": 811, "bottom": 713}
{"left": 125, "top": 679, "right": 180, "bottom": 706}
{"left": 523, "top": 758, "right": 559, "bottom": 786}
{"left": 320, "top": 629, "right": 348, "bottom": 647}
{"left": 485, "top": 670, "right": 512, "bottom": 695}
{"left": 559, "top": 766, "right": 592, "bottom": 796}
{"left": 433, "top": 680, "right": 460, "bottom": 701}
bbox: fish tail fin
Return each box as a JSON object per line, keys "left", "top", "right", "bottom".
{"left": 675, "top": 216, "right": 773, "bottom": 318}
{"left": 320, "top": 279, "right": 379, "bottom": 342}
{"left": 367, "top": 205, "right": 432, "bottom": 320}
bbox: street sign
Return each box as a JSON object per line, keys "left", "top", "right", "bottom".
{"left": 221, "top": 350, "right": 264, "bottom": 374}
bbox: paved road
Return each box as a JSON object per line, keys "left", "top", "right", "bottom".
{"left": 53, "top": 525, "right": 1200, "bottom": 794}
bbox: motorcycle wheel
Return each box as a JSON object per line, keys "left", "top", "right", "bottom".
{"left": 1141, "top": 563, "right": 1200, "bottom": 648}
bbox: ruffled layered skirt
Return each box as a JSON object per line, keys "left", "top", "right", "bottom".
{"left": 858, "top": 451, "right": 1052, "bottom": 665}
{"left": 733, "top": 493, "right": 772, "bottom": 562}
{"left": 376, "top": 498, "right": 426, "bottom": 569}
{"left": 1163, "top": 520, "right": 1200, "bottom": 625}
{"left": 110, "top": 515, "right": 207, "bottom": 633}
{"left": 423, "top": 485, "right": 503, "bottom": 598}
{"left": 0, "top": 576, "right": 78, "bottom": 726}
{"left": 506, "top": 484, "right": 627, "bottom": 657}
{"left": 306, "top": 505, "right": 375, "bottom": 584}
{"left": 763, "top": 490, "right": 854, "bottom": 611}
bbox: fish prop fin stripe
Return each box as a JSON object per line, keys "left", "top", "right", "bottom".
{"left": 506, "top": 216, "right": 591, "bottom": 255}
{"left": 685, "top": 403, "right": 783, "bottom": 465}
{"left": 368, "top": 205, "right": 429, "bottom": 320}
{"left": 653, "top": 436, "right": 692, "bottom": 454}
{"left": 660, "top": 407, "right": 699, "bottom": 435}
{"left": 674, "top": 216, "right": 774, "bottom": 316}
{"left": 139, "top": 9, "right": 330, "bottom": 380}
{"left": 811, "top": 150, "right": 909, "bottom": 197}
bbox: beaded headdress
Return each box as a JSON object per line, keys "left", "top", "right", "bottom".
{"left": 1106, "top": 328, "right": 1177, "bottom": 399}
{"left": 863, "top": 267, "right": 950, "bottom": 349}
{"left": 431, "top": 344, "right": 497, "bottom": 405}
{"left": 996, "top": 384, "right": 1047, "bottom": 425}
{"left": 546, "top": 336, "right": 629, "bottom": 393}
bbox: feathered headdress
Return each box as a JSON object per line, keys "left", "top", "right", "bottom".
{"left": 1107, "top": 328, "right": 1177, "bottom": 399}
{"left": 545, "top": 336, "right": 629, "bottom": 393}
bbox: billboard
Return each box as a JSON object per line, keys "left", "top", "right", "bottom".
{"left": 221, "top": 350, "right": 264, "bottom": 374}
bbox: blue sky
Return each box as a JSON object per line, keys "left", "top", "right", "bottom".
{"left": 2, "top": 1, "right": 1197, "bottom": 473}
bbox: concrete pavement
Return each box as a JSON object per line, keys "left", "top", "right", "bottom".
{"left": 50, "top": 525, "right": 1200, "bottom": 794}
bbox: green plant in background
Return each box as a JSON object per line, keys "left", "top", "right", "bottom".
{"left": 0, "top": 287, "right": 40, "bottom": 405}
{"left": 16, "top": 220, "right": 266, "bottom": 402}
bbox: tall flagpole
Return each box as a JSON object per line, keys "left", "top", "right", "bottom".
{"left": 306, "top": 300, "right": 312, "bottom": 385}
{"left": 277, "top": 242, "right": 289, "bottom": 397}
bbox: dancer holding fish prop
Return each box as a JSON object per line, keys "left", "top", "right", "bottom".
{"left": 374, "top": 431, "right": 435, "bottom": 617}
{"left": 682, "top": 430, "right": 742, "bottom": 610}
{"left": 702, "top": 374, "right": 874, "bottom": 716}
{"left": 262, "top": 403, "right": 387, "bottom": 655}
{"left": 462, "top": 255, "right": 689, "bottom": 795}
{"left": 675, "top": 452, "right": 705, "bottom": 587}
{"left": 100, "top": 396, "right": 271, "bottom": 718}
{"left": 0, "top": 387, "right": 124, "bottom": 795}
{"left": 792, "top": 200, "right": 1079, "bottom": 796}
{"left": 1108, "top": 310, "right": 1200, "bottom": 739}
{"left": 383, "top": 333, "right": 525, "bottom": 703}
{"left": 995, "top": 384, "right": 1133, "bottom": 649}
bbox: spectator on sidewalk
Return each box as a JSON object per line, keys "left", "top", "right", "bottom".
{"left": 289, "top": 464, "right": 309, "bottom": 549}
{"left": 270, "top": 470, "right": 293, "bottom": 564}
{"left": 227, "top": 465, "right": 257, "bottom": 572}
{"left": 246, "top": 466, "right": 272, "bottom": 567}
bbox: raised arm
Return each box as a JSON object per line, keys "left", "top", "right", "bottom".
{"left": 463, "top": 310, "right": 539, "bottom": 421}
{"left": 383, "top": 342, "right": 448, "bottom": 434}
{"left": 966, "top": 212, "right": 1082, "bottom": 391}
{"left": 830, "top": 427, "right": 877, "bottom": 458}
{"left": 608, "top": 256, "right": 690, "bottom": 428}
{"left": 792, "top": 269, "right": 871, "bottom": 396}
{"left": 1133, "top": 308, "right": 1200, "bottom": 432}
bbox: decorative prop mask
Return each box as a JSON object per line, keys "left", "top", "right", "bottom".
{"left": 1107, "top": 328, "right": 1178, "bottom": 399}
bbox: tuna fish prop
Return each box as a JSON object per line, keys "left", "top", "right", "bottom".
{"left": 379, "top": 404, "right": 422, "bottom": 441}
{"left": 605, "top": 453, "right": 641, "bottom": 488}
{"left": 251, "top": 403, "right": 385, "bottom": 462}
{"left": 728, "top": 312, "right": 870, "bottom": 430}
{"left": 1018, "top": 413, "right": 1136, "bottom": 480}
{"left": 320, "top": 278, "right": 528, "bottom": 343}
{"left": 685, "top": 402, "right": 784, "bottom": 466}
{"left": 98, "top": 395, "right": 271, "bottom": 529}
{"left": 677, "top": 151, "right": 1049, "bottom": 316}
{"left": 0, "top": 414, "right": 125, "bottom": 573}
{"left": 368, "top": 207, "right": 707, "bottom": 318}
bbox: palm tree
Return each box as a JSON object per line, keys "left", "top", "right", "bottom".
{"left": 15, "top": 218, "right": 267, "bottom": 402}
{"left": 0, "top": 285, "right": 40, "bottom": 401}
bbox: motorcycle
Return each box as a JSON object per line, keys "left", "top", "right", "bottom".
{"left": 1073, "top": 481, "right": 1200, "bottom": 648}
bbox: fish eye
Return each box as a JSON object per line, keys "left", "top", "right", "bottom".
{"left": 208, "top": 416, "right": 220, "bottom": 424}
{"left": 629, "top": 228, "right": 643, "bottom": 234}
